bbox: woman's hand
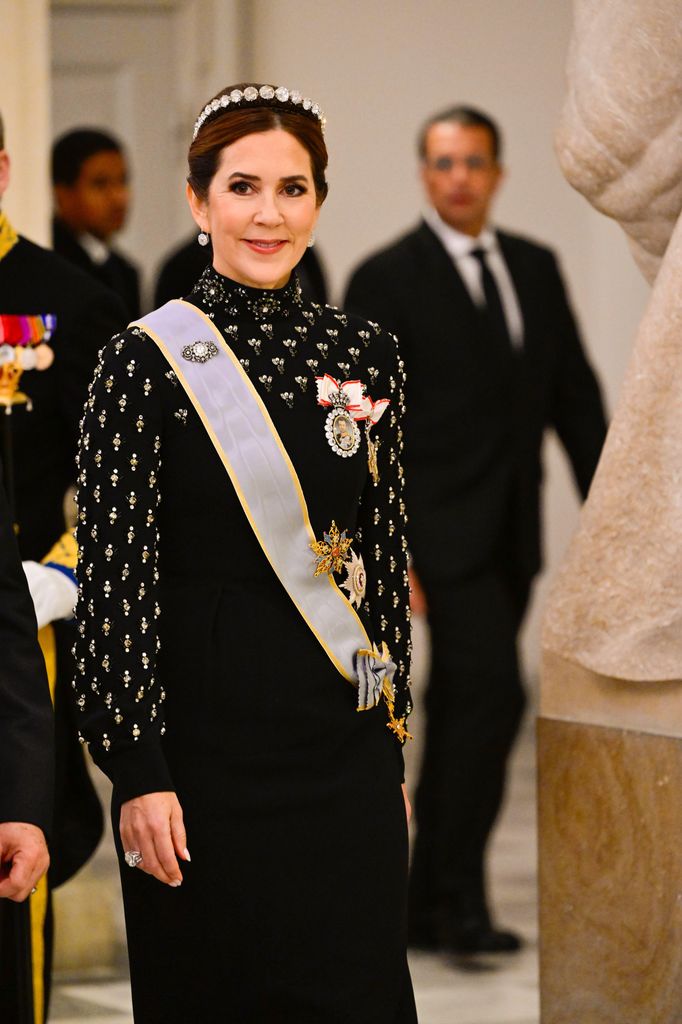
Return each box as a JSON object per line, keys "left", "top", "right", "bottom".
{"left": 119, "top": 791, "right": 190, "bottom": 887}
{"left": 401, "top": 783, "right": 412, "bottom": 825}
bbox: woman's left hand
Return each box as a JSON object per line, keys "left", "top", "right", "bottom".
{"left": 401, "top": 783, "right": 412, "bottom": 825}
{"left": 119, "top": 791, "right": 189, "bottom": 887}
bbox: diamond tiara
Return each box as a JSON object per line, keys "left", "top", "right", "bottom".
{"left": 192, "top": 85, "right": 326, "bottom": 141}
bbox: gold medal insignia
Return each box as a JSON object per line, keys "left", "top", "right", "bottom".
{"left": 310, "top": 521, "right": 354, "bottom": 577}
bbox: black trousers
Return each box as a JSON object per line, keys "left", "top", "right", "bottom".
{"left": 0, "top": 896, "right": 53, "bottom": 1024}
{"left": 408, "top": 568, "right": 527, "bottom": 931}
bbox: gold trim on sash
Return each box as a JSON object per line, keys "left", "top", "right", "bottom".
{"left": 136, "top": 301, "right": 373, "bottom": 684}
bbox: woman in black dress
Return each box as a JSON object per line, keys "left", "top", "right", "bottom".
{"left": 73, "top": 83, "right": 417, "bottom": 1023}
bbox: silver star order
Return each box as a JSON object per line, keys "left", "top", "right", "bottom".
{"left": 340, "top": 551, "right": 367, "bottom": 607}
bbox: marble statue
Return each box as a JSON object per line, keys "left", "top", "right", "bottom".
{"left": 544, "top": 0, "right": 682, "bottom": 682}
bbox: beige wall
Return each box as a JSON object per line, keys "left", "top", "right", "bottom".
{"left": 0, "top": 0, "right": 51, "bottom": 245}
{"left": 249, "top": 0, "right": 650, "bottom": 677}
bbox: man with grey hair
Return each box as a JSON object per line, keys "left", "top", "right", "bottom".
{"left": 0, "top": 111, "right": 124, "bottom": 1020}
{"left": 345, "top": 104, "right": 607, "bottom": 955}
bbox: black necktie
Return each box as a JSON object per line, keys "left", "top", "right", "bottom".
{"left": 470, "top": 247, "right": 513, "bottom": 353}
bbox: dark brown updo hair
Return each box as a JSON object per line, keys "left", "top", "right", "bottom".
{"left": 188, "top": 83, "right": 328, "bottom": 206}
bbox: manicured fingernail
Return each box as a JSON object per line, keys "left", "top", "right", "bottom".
{"left": 183, "top": 848, "right": 191, "bottom": 862}
{"left": 170, "top": 880, "right": 182, "bottom": 887}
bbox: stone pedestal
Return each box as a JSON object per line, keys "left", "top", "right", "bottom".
{"left": 538, "top": 652, "right": 682, "bottom": 1022}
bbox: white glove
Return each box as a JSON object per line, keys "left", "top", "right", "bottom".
{"left": 22, "top": 561, "right": 78, "bottom": 630}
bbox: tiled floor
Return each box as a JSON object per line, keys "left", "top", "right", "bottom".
{"left": 50, "top": 618, "right": 540, "bottom": 1023}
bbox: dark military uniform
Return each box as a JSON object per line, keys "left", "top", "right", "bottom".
{"left": 0, "top": 215, "right": 125, "bottom": 1020}
{"left": 0, "top": 460, "right": 53, "bottom": 1024}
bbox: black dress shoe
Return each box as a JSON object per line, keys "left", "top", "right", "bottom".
{"left": 448, "top": 922, "right": 523, "bottom": 954}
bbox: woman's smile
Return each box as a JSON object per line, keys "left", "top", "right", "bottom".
{"left": 243, "top": 238, "right": 289, "bottom": 255}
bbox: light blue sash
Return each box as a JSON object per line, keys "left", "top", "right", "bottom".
{"left": 133, "top": 300, "right": 394, "bottom": 711}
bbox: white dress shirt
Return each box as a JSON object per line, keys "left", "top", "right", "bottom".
{"left": 423, "top": 206, "right": 524, "bottom": 349}
{"left": 79, "top": 232, "right": 111, "bottom": 266}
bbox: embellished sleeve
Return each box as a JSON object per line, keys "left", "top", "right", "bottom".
{"left": 72, "top": 329, "right": 173, "bottom": 802}
{"left": 357, "top": 327, "right": 412, "bottom": 758}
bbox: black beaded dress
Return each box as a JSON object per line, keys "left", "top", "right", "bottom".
{"left": 72, "top": 266, "right": 417, "bottom": 1024}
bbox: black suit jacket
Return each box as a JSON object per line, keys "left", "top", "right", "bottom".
{"left": 345, "top": 221, "right": 607, "bottom": 587}
{"left": 53, "top": 217, "right": 141, "bottom": 321}
{"left": 0, "top": 462, "right": 53, "bottom": 834}
{"left": 0, "top": 236, "right": 125, "bottom": 561}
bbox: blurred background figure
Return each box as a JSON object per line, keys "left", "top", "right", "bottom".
{"left": 0, "top": 110, "right": 124, "bottom": 1021}
{"left": 154, "top": 231, "right": 329, "bottom": 306}
{"left": 345, "top": 105, "right": 608, "bottom": 956}
{"left": 52, "top": 129, "right": 140, "bottom": 320}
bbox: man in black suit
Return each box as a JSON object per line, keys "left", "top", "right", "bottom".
{"left": 345, "top": 106, "right": 607, "bottom": 954}
{"left": 1, "top": 112, "right": 124, "bottom": 1018}
{"left": 52, "top": 128, "right": 141, "bottom": 320}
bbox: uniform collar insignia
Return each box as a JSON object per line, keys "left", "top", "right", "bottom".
{"left": 0, "top": 212, "right": 19, "bottom": 263}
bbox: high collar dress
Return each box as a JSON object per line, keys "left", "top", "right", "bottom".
{"left": 72, "top": 266, "right": 417, "bottom": 1023}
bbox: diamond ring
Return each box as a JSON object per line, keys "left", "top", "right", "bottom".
{"left": 124, "top": 850, "right": 143, "bottom": 868}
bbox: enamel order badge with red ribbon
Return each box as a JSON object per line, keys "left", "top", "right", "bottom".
{"left": 315, "top": 375, "right": 389, "bottom": 481}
